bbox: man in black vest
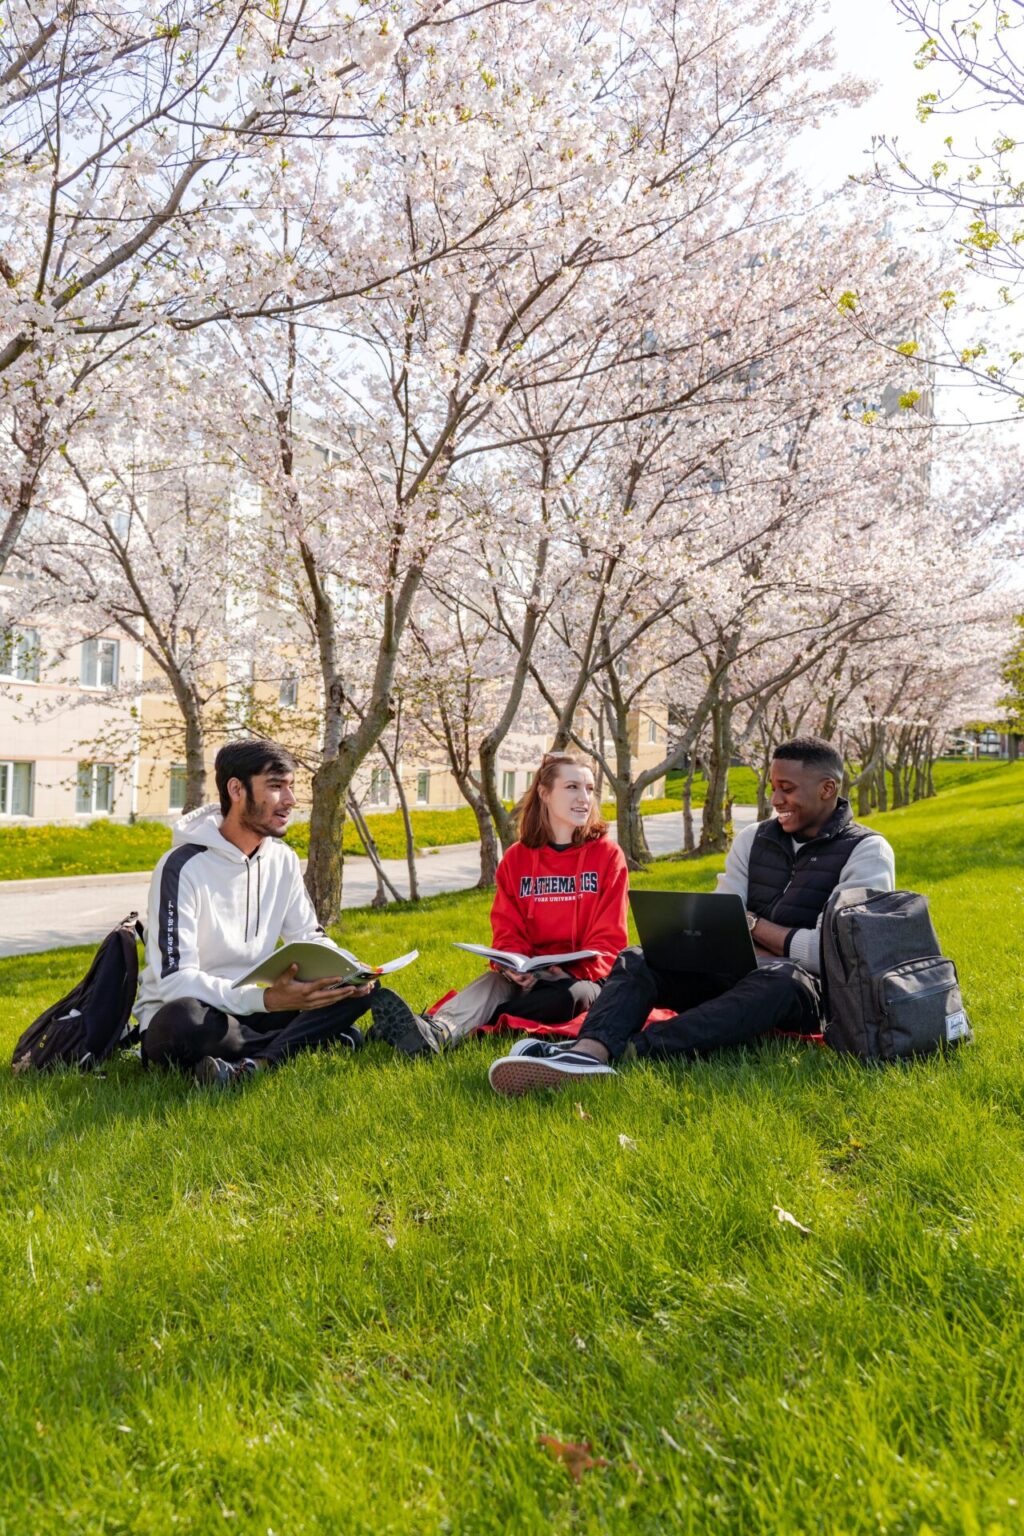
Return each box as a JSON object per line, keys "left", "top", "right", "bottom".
{"left": 488, "top": 737, "right": 896, "bottom": 1094}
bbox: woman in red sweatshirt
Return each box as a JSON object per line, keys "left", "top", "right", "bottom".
{"left": 370, "top": 752, "right": 629, "bottom": 1051}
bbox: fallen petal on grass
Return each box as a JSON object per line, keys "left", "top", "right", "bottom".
{"left": 773, "top": 1204, "right": 812, "bottom": 1236}
{"left": 618, "top": 1134, "right": 637, "bottom": 1151}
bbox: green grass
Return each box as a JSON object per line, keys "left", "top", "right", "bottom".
{"left": 1, "top": 761, "right": 1005, "bottom": 881}
{"left": 0, "top": 796, "right": 685, "bottom": 881}
{"left": 1, "top": 763, "right": 1022, "bottom": 1531}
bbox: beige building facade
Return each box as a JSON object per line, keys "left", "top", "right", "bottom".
{"left": 1, "top": 615, "right": 668, "bottom": 825}
{"left": 0, "top": 615, "right": 144, "bottom": 822}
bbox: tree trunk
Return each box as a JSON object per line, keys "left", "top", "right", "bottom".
{"left": 891, "top": 755, "right": 906, "bottom": 809}
{"left": 875, "top": 752, "right": 888, "bottom": 812}
{"left": 479, "top": 731, "right": 518, "bottom": 853}
{"left": 756, "top": 768, "right": 770, "bottom": 822}
{"left": 305, "top": 753, "right": 351, "bottom": 923}
{"left": 378, "top": 728, "right": 419, "bottom": 901}
{"left": 699, "top": 704, "right": 732, "bottom": 853}
{"left": 471, "top": 795, "right": 501, "bottom": 887}
{"left": 183, "top": 691, "right": 207, "bottom": 812}
{"left": 0, "top": 402, "right": 48, "bottom": 577}
{"left": 682, "top": 765, "right": 695, "bottom": 854}
{"left": 477, "top": 522, "right": 551, "bottom": 853}
{"left": 616, "top": 781, "right": 650, "bottom": 870}
{"left": 393, "top": 771, "right": 419, "bottom": 902}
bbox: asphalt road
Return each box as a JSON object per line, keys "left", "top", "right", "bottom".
{"left": 0, "top": 806, "right": 756, "bottom": 957}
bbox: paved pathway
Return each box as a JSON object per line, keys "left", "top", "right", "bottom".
{"left": 0, "top": 806, "right": 756, "bottom": 957}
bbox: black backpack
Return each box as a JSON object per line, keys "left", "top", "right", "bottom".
{"left": 820, "top": 887, "right": 971, "bottom": 1061}
{"left": 11, "top": 913, "right": 145, "bottom": 1074}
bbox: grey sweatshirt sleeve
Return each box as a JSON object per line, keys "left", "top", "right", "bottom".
{"left": 714, "top": 821, "right": 758, "bottom": 902}
{"left": 787, "top": 834, "right": 897, "bottom": 976}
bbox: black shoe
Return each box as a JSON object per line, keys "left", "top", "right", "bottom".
{"left": 335, "top": 1024, "right": 365, "bottom": 1052}
{"left": 194, "top": 1055, "right": 260, "bottom": 1088}
{"left": 488, "top": 1038, "right": 617, "bottom": 1096}
{"left": 370, "top": 989, "right": 443, "bottom": 1056}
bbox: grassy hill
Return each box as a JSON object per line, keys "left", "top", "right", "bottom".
{"left": 1, "top": 763, "right": 1022, "bottom": 1533}
{"left": 0, "top": 759, "right": 1003, "bottom": 881}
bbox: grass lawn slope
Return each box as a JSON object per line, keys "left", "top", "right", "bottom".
{"left": 0, "top": 765, "right": 1021, "bottom": 1533}
{"left": 0, "top": 793, "right": 682, "bottom": 881}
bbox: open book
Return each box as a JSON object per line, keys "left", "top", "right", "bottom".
{"left": 236, "top": 942, "right": 418, "bottom": 989}
{"left": 453, "top": 942, "right": 598, "bottom": 975}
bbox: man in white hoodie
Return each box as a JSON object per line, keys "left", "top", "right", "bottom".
{"left": 136, "top": 739, "right": 409, "bottom": 1085}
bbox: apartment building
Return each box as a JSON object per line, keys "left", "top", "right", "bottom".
{"left": 0, "top": 618, "right": 143, "bottom": 821}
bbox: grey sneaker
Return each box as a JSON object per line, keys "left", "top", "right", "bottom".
{"left": 194, "top": 1055, "right": 259, "bottom": 1087}
{"left": 488, "top": 1038, "right": 617, "bottom": 1096}
{"left": 370, "top": 989, "right": 444, "bottom": 1057}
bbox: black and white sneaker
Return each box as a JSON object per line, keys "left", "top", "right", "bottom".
{"left": 370, "top": 988, "right": 445, "bottom": 1057}
{"left": 194, "top": 1055, "right": 259, "bottom": 1088}
{"left": 487, "top": 1038, "right": 617, "bottom": 1096}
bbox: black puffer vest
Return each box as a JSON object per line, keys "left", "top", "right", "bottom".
{"left": 746, "top": 798, "right": 873, "bottom": 931}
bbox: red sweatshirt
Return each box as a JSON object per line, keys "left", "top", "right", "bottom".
{"left": 489, "top": 835, "right": 629, "bottom": 981}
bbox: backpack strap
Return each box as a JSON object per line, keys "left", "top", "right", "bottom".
{"left": 122, "top": 910, "right": 145, "bottom": 942}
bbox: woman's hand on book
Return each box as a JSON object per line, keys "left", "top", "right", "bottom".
{"left": 501, "top": 968, "right": 537, "bottom": 991}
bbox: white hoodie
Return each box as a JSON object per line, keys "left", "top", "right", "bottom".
{"left": 134, "top": 804, "right": 334, "bottom": 1031}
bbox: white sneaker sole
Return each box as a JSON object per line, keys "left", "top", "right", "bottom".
{"left": 487, "top": 1055, "right": 616, "bottom": 1096}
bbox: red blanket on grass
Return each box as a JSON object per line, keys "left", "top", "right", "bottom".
{"left": 426, "top": 991, "right": 824, "bottom": 1045}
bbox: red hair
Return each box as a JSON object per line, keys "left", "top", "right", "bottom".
{"left": 515, "top": 753, "right": 607, "bottom": 849}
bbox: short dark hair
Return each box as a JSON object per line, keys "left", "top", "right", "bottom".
{"left": 214, "top": 738, "right": 295, "bottom": 816}
{"left": 772, "top": 736, "right": 844, "bottom": 785}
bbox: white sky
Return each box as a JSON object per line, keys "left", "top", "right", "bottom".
{"left": 797, "top": 0, "right": 1024, "bottom": 433}
{"left": 802, "top": 0, "right": 936, "bottom": 192}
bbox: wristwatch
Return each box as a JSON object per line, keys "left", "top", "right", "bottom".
{"left": 746, "top": 911, "right": 759, "bottom": 935}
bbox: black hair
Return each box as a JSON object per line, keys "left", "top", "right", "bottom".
{"left": 214, "top": 738, "right": 295, "bottom": 816}
{"left": 772, "top": 736, "right": 844, "bottom": 785}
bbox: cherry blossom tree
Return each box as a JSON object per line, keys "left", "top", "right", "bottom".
{"left": 871, "top": 0, "right": 1024, "bottom": 411}
{"left": 12, "top": 362, "right": 258, "bottom": 810}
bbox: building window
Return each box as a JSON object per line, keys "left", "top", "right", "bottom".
{"left": 279, "top": 672, "right": 299, "bottom": 709}
{"left": 0, "top": 761, "right": 34, "bottom": 816}
{"left": 525, "top": 771, "right": 533, "bottom": 788}
{"left": 648, "top": 718, "right": 657, "bottom": 744}
{"left": 0, "top": 626, "right": 40, "bottom": 683}
{"left": 416, "top": 770, "right": 430, "bottom": 806}
{"left": 169, "top": 762, "right": 187, "bottom": 811}
{"left": 502, "top": 771, "right": 516, "bottom": 800}
{"left": 80, "top": 637, "right": 119, "bottom": 688}
{"left": 369, "top": 766, "right": 390, "bottom": 805}
{"left": 76, "top": 762, "right": 115, "bottom": 815}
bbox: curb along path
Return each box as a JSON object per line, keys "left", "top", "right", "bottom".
{"left": 0, "top": 807, "right": 756, "bottom": 958}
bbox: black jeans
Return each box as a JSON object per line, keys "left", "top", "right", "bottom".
{"left": 580, "top": 946, "right": 821, "bottom": 1061}
{"left": 141, "top": 988, "right": 376, "bottom": 1071}
{"left": 486, "top": 975, "right": 602, "bottom": 1029}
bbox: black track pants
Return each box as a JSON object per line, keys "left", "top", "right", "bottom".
{"left": 579, "top": 945, "right": 821, "bottom": 1061}
{"left": 141, "top": 989, "right": 375, "bottom": 1071}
